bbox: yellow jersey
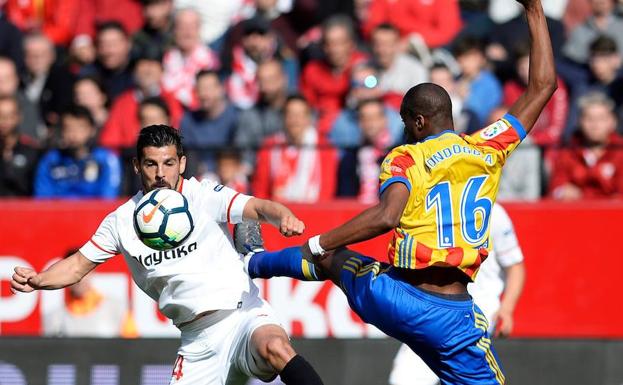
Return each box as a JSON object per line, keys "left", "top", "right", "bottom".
{"left": 379, "top": 114, "right": 526, "bottom": 280}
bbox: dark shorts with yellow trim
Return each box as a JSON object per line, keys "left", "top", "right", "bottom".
{"left": 340, "top": 253, "right": 505, "bottom": 385}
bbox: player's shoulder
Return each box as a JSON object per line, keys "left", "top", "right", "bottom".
{"left": 464, "top": 113, "right": 527, "bottom": 144}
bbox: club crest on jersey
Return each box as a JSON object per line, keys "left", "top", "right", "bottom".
{"left": 480, "top": 120, "right": 510, "bottom": 140}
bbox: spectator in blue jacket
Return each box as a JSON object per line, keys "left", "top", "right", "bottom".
{"left": 34, "top": 105, "right": 121, "bottom": 198}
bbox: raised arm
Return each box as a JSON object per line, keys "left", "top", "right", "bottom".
{"left": 11, "top": 251, "right": 98, "bottom": 292}
{"left": 507, "top": 0, "right": 557, "bottom": 133}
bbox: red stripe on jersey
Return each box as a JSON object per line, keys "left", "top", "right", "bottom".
{"left": 390, "top": 153, "right": 416, "bottom": 177}
{"left": 476, "top": 130, "right": 520, "bottom": 151}
{"left": 227, "top": 192, "right": 241, "bottom": 223}
{"left": 176, "top": 177, "right": 185, "bottom": 193}
{"left": 445, "top": 247, "right": 464, "bottom": 267}
{"left": 89, "top": 239, "right": 116, "bottom": 255}
{"left": 415, "top": 242, "right": 433, "bottom": 263}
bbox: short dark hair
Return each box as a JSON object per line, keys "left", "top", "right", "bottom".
{"left": 62, "top": 104, "right": 95, "bottom": 127}
{"left": 96, "top": 21, "right": 128, "bottom": 38}
{"left": 372, "top": 22, "right": 400, "bottom": 36}
{"left": 452, "top": 36, "right": 485, "bottom": 57}
{"left": 195, "top": 69, "right": 220, "bottom": 83}
{"left": 136, "top": 124, "right": 184, "bottom": 160}
{"left": 400, "top": 83, "right": 453, "bottom": 122}
{"left": 590, "top": 35, "right": 618, "bottom": 56}
{"left": 140, "top": 96, "right": 170, "bottom": 118}
{"left": 356, "top": 98, "right": 384, "bottom": 114}
{"left": 284, "top": 94, "right": 310, "bottom": 111}
{"left": 322, "top": 14, "right": 356, "bottom": 42}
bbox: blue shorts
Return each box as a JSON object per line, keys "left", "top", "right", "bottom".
{"left": 340, "top": 254, "right": 505, "bottom": 385}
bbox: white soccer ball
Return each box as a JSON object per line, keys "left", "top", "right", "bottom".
{"left": 133, "top": 188, "right": 194, "bottom": 250}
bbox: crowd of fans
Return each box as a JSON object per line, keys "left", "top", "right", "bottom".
{"left": 1, "top": 0, "right": 623, "bottom": 202}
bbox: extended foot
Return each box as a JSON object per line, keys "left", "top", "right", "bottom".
{"left": 234, "top": 220, "right": 265, "bottom": 255}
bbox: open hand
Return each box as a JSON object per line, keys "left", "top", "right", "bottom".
{"left": 11, "top": 267, "right": 39, "bottom": 293}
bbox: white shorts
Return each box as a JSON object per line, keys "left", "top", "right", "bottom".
{"left": 169, "top": 295, "right": 284, "bottom": 385}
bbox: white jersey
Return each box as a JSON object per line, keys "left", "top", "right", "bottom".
{"left": 468, "top": 203, "right": 524, "bottom": 321}
{"left": 79, "top": 177, "right": 254, "bottom": 326}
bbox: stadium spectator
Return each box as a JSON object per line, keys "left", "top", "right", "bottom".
{"left": 162, "top": 7, "right": 220, "bottom": 108}
{"left": 225, "top": 16, "right": 299, "bottom": 109}
{"left": 503, "top": 42, "right": 569, "bottom": 146}
{"left": 329, "top": 63, "right": 404, "bottom": 148}
{"left": 0, "top": 1, "right": 24, "bottom": 71}
{"left": 226, "top": 0, "right": 299, "bottom": 56}
{"left": 300, "top": 15, "right": 367, "bottom": 135}
{"left": 454, "top": 36, "right": 503, "bottom": 128}
{"left": 42, "top": 250, "right": 135, "bottom": 338}
{"left": 99, "top": 47, "right": 182, "bottom": 151}
{"left": 4, "top": 0, "right": 80, "bottom": 46}
{"left": 0, "top": 95, "right": 39, "bottom": 196}
{"left": 23, "top": 33, "right": 74, "bottom": 127}
{"left": 73, "top": 76, "right": 109, "bottom": 136}
{"left": 132, "top": 0, "right": 175, "bottom": 60}
{"left": 562, "top": 0, "right": 623, "bottom": 65}
{"left": 200, "top": 149, "right": 250, "bottom": 193}
{"left": 0, "top": 57, "right": 43, "bottom": 144}
{"left": 73, "top": 0, "right": 144, "bottom": 39}
{"left": 34, "top": 105, "right": 121, "bottom": 198}
{"left": 138, "top": 96, "right": 171, "bottom": 127}
{"left": 370, "top": 23, "right": 428, "bottom": 110}
{"left": 486, "top": 4, "right": 566, "bottom": 83}
{"left": 68, "top": 35, "right": 96, "bottom": 74}
{"left": 80, "top": 22, "right": 134, "bottom": 102}
{"left": 173, "top": 0, "right": 247, "bottom": 50}
{"left": 550, "top": 92, "right": 623, "bottom": 200}
{"left": 564, "top": 35, "right": 623, "bottom": 140}
{"left": 253, "top": 95, "right": 337, "bottom": 203}
{"left": 336, "top": 98, "right": 394, "bottom": 203}
{"left": 180, "top": 70, "right": 238, "bottom": 177}
{"left": 362, "top": 0, "right": 462, "bottom": 49}
{"left": 234, "top": 59, "right": 288, "bottom": 173}
{"left": 429, "top": 63, "right": 470, "bottom": 134}
{"left": 389, "top": 203, "right": 526, "bottom": 385}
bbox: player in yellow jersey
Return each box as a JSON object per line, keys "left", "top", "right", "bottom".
{"left": 238, "top": 0, "right": 555, "bottom": 383}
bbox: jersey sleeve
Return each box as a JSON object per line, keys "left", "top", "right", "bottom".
{"left": 79, "top": 212, "right": 120, "bottom": 263}
{"left": 490, "top": 204, "right": 524, "bottom": 268}
{"left": 379, "top": 146, "right": 416, "bottom": 195}
{"left": 201, "top": 180, "right": 252, "bottom": 224}
{"left": 465, "top": 113, "right": 527, "bottom": 165}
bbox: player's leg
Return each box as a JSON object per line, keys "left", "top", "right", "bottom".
{"left": 234, "top": 221, "right": 325, "bottom": 281}
{"left": 232, "top": 295, "right": 324, "bottom": 385}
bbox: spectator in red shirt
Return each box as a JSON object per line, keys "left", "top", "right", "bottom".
{"left": 5, "top": 0, "right": 80, "bottom": 46}
{"left": 73, "top": 0, "right": 144, "bottom": 40}
{"left": 253, "top": 95, "right": 337, "bottom": 203}
{"left": 300, "top": 15, "right": 367, "bottom": 136}
{"left": 503, "top": 42, "right": 568, "bottom": 146}
{"left": 549, "top": 92, "right": 623, "bottom": 200}
{"left": 98, "top": 47, "right": 182, "bottom": 151}
{"left": 362, "top": 0, "right": 462, "bottom": 49}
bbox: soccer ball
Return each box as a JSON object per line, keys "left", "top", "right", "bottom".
{"left": 133, "top": 188, "right": 194, "bottom": 250}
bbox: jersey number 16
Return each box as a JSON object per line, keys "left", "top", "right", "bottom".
{"left": 425, "top": 175, "right": 492, "bottom": 248}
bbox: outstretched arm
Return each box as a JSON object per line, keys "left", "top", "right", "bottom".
{"left": 507, "top": 0, "right": 557, "bottom": 133}
{"left": 314, "top": 182, "right": 410, "bottom": 252}
{"left": 11, "top": 251, "right": 98, "bottom": 292}
{"left": 243, "top": 197, "right": 305, "bottom": 237}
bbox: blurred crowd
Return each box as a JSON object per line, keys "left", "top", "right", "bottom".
{"left": 1, "top": 0, "right": 623, "bottom": 203}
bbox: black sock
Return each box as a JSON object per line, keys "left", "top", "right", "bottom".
{"left": 279, "top": 355, "right": 324, "bottom": 385}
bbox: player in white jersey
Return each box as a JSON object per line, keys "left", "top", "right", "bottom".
{"left": 388, "top": 203, "right": 526, "bottom": 385}
{"left": 11, "top": 124, "right": 324, "bottom": 385}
